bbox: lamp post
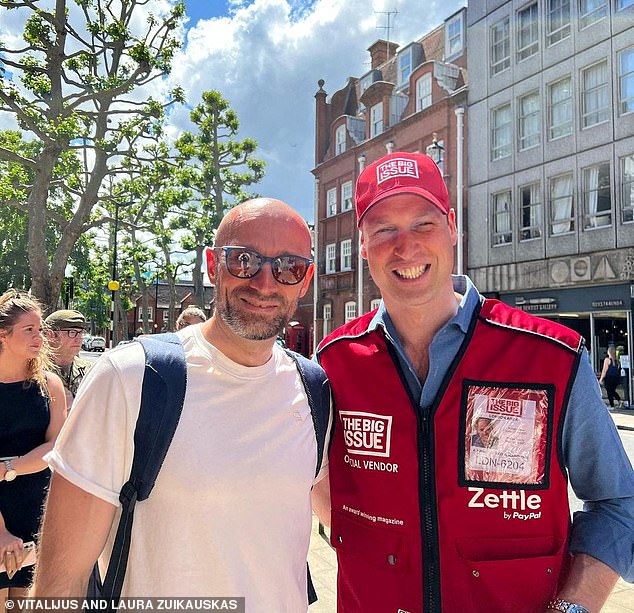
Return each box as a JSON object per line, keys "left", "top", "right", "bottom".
{"left": 107, "top": 202, "right": 120, "bottom": 348}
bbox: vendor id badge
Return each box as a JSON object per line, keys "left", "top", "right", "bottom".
{"left": 462, "top": 383, "right": 551, "bottom": 486}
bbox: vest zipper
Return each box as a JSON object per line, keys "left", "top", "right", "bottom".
{"left": 385, "top": 340, "right": 442, "bottom": 613}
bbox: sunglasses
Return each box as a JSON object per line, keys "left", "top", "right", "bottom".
{"left": 216, "top": 246, "right": 313, "bottom": 286}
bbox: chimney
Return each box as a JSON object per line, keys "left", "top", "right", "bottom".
{"left": 315, "top": 79, "right": 329, "bottom": 164}
{"left": 367, "top": 39, "right": 399, "bottom": 69}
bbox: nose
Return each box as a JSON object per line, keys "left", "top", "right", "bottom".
{"left": 392, "top": 229, "right": 419, "bottom": 259}
{"left": 249, "top": 261, "right": 280, "bottom": 292}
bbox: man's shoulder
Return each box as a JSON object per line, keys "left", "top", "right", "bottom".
{"left": 480, "top": 299, "right": 583, "bottom": 353}
{"left": 317, "top": 311, "right": 378, "bottom": 355}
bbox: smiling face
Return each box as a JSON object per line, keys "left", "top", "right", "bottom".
{"left": 206, "top": 199, "right": 314, "bottom": 342}
{"left": 360, "top": 194, "right": 457, "bottom": 316}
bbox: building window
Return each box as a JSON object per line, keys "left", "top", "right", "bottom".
{"left": 622, "top": 154, "right": 634, "bottom": 223}
{"left": 322, "top": 304, "right": 332, "bottom": 337}
{"left": 516, "top": 3, "right": 539, "bottom": 62}
{"left": 325, "top": 243, "right": 336, "bottom": 274}
{"left": 370, "top": 298, "right": 381, "bottom": 311}
{"left": 548, "top": 77, "right": 573, "bottom": 139}
{"left": 492, "top": 191, "right": 512, "bottom": 246}
{"left": 546, "top": 0, "right": 571, "bottom": 45}
{"left": 341, "top": 239, "right": 352, "bottom": 271}
{"left": 344, "top": 301, "right": 357, "bottom": 323}
{"left": 518, "top": 91, "right": 540, "bottom": 151}
{"left": 341, "top": 181, "right": 353, "bottom": 211}
{"left": 491, "top": 103, "right": 512, "bottom": 161}
{"left": 490, "top": 17, "right": 510, "bottom": 75}
{"left": 370, "top": 102, "right": 383, "bottom": 137}
{"left": 138, "top": 307, "right": 153, "bottom": 322}
{"left": 415, "top": 73, "right": 432, "bottom": 112}
{"left": 581, "top": 61, "right": 609, "bottom": 128}
{"left": 335, "top": 124, "right": 346, "bottom": 155}
{"left": 619, "top": 47, "right": 634, "bottom": 115}
{"left": 519, "top": 183, "right": 542, "bottom": 240}
{"left": 579, "top": 0, "right": 607, "bottom": 29}
{"left": 398, "top": 49, "right": 412, "bottom": 89}
{"left": 583, "top": 163, "right": 611, "bottom": 228}
{"left": 326, "top": 188, "right": 337, "bottom": 217}
{"left": 445, "top": 13, "right": 464, "bottom": 58}
{"left": 618, "top": 0, "right": 634, "bottom": 7}
{"left": 550, "top": 173, "right": 574, "bottom": 235}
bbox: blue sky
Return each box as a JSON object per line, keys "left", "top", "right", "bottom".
{"left": 0, "top": 0, "right": 466, "bottom": 222}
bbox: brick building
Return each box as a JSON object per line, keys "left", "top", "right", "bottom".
{"left": 312, "top": 7, "right": 468, "bottom": 342}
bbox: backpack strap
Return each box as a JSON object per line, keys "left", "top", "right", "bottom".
{"left": 284, "top": 349, "right": 331, "bottom": 478}
{"left": 283, "top": 350, "right": 331, "bottom": 607}
{"left": 95, "top": 333, "right": 187, "bottom": 605}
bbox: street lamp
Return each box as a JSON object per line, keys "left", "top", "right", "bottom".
{"left": 426, "top": 133, "right": 444, "bottom": 174}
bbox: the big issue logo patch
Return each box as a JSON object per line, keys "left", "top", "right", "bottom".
{"left": 340, "top": 411, "right": 398, "bottom": 473}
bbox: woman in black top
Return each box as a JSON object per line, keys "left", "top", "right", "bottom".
{"left": 0, "top": 290, "right": 66, "bottom": 610}
{"left": 599, "top": 345, "right": 622, "bottom": 408}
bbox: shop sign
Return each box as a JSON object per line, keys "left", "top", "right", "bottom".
{"left": 514, "top": 297, "right": 559, "bottom": 313}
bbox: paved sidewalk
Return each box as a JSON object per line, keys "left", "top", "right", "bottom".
{"left": 611, "top": 404, "right": 634, "bottom": 432}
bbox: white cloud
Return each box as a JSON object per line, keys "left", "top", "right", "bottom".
{"left": 167, "top": 0, "right": 466, "bottom": 222}
{"left": 0, "top": 0, "right": 466, "bottom": 222}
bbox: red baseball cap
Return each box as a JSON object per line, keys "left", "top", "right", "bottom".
{"left": 355, "top": 151, "right": 450, "bottom": 226}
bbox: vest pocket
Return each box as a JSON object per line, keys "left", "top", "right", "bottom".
{"left": 453, "top": 536, "right": 567, "bottom": 613}
{"left": 331, "top": 509, "right": 421, "bottom": 611}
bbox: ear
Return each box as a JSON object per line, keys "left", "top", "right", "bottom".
{"left": 205, "top": 247, "right": 217, "bottom": 285}
{"left": 298, "top": 263, "right": 315, "bottom": 298}
{"left": 447, "top": 209, "right": 458, "bottom": 246}
{"left": 360, "top": 232, "right": 368, "bottom": 260}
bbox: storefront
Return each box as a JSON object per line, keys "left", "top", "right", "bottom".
{"left": 499, "top": 282, "right": 633, "bottom": 406}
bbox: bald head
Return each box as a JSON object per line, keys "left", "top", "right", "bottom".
{"left": 216, "top": 198, "right": 312, "bottom": 256}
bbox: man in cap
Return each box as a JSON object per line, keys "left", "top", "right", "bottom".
{"left": 45, "top": 309, "right": 93, "bottom": 408}
{"left": 313, "top": 152, "right": 634, "bottom": 613}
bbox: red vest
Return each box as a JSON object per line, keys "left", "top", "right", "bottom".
{"left": 317, "top": 299, "right": 584, "bottom": 613}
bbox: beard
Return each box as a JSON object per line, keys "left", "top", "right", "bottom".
{"left": 216, "top": 285, "right": 297, "bottom": 341}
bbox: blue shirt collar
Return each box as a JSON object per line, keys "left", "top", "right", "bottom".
{"left": 369, "top": 275, "right": 481, "bottom": 342}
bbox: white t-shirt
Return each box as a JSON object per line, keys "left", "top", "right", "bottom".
{"left": 48, "top": 325, "right": 327, "bottom": 611}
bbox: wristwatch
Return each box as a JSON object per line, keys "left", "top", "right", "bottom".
{"left": 2, "top": 459, "right": 17, "bottom": 482}
{"left": 547, "top": 598, "right": 591, "bottom": 613}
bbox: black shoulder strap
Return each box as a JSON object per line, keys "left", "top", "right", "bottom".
{"left": 284, "top": 349, "right": 331, "bottom": 478}
{"left": 91, "top": 333, "right": 187, "bottom": 605}
{"left": 284, "top": 350, "right": 331, "bottom": 605}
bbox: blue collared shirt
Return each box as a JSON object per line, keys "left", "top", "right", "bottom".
{"left": 368, "top": 275, "right": 634, "bottom": 581}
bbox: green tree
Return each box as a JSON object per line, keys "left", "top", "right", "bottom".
{"left": 0, "top": 0, "right": 185, "bottom": 310}
{"left": 175, "top": 90, "right": 265, "bottom": 306}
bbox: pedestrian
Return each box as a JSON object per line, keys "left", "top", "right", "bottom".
{"left": 599, "top": 345, "right": 622, "bottom": 409}
{"left": 0, "top": 290, "right": 67, "bottom": 613}
{"left": 45, "top": 309, "right": 92, "bottom": 409}
{"left": 175, "top": 306, "right": 207, "bottom": 330}
{"left": 32, "top": 199, "right": 331, "bottom": 611}
{"left": 313, "top": 152, "right": 634, "bottom": 613}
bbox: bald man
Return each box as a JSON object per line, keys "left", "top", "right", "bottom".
{"left": 34, "top": 199, "right": 329, "bottom": 611}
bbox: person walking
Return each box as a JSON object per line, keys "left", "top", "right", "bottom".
{"left": 33, "top": 199, "right": 330, "bottom": 612}
{"left": 313, "top": 152, "right": 634, "bottom": 613}
{"left": 599, "top": 345, "right": 622, "bottom": 408}
{"left": 0, "top": 290, "right": 66, "bottom": 613}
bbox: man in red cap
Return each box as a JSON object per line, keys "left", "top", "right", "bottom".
{"left": 313, "top": 152, "right": 634, "bottom": 613}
